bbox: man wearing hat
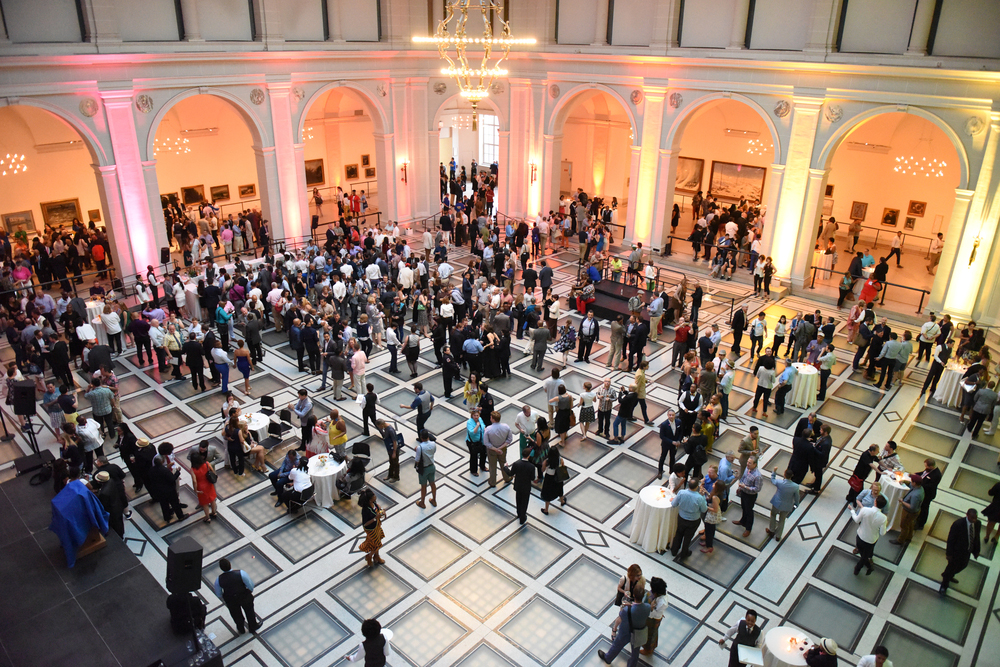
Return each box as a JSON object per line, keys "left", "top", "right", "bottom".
{"left": 214, "top": 558, "right": 261, "bottom": 635}
{"left": 132, "top": 437, "right": 156, "bottom": 492}
{"left": 804, "top": 638, "right": 838, "bottom": 666}
{"left": 92, "top": 470, "right": 128, "bottom": 537}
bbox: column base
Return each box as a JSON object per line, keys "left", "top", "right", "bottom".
{"left": 904, "top": 49, "right": 928, "bottom": 57}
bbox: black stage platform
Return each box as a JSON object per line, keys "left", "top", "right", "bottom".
{"left": 0, "top": 473, "right": 191, "bottom": 667}
{"left": 590, "top": 280, "right": 659, "bottom": 322}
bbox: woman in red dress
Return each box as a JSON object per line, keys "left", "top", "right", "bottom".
{"left": 190, "top": 452, "right": 218, "bottom": 523}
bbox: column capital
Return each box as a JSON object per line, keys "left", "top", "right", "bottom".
{"left": 97, "top": 84, "right": 134, "bottom": 101}
{"left": 373, "top": 133, "right": 394, "bottom": 141}
{"left": 631, "top": 145, "right": 642, "bottom": 153}
{"left": 252, "top": 145, "right": 277, "bottom": 157}
{"left": 266, "top": 80, "right": 293, "bottom": 94}
{"left": 808, "top": 167, "right": 830, "bottom": 178}
{"left": 791, "top": 93, "right": 825, "bottom": 109}
{"left": 93, "top": 164, "right": 118, "bottom": 176}
{"left": 954, "top": 188, "right": 975, "bottom": 201}
{"left": 141, "top": 160, "right": 157, "bottom": 171}
{"left": 641, "top": 86, "right": 669, "bottom": 99}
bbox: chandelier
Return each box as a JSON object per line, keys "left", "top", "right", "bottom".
{"left": 414, "top": 0, "right": 534, "bottom": 129}
{"left": 746, "top": 138, "right": 772, "bottom": 157}
{"left": 0, "top": 152, "right": 27, "bottom": 176}
{"left": 154, "top": 137, "right": 191, "bottom": 156}
{"left": 893, "top": 155, "right": 946, "bottom": 177}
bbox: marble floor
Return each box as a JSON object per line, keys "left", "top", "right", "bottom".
{"left": 4, "top": 238, "right": 999, "bottom": 667}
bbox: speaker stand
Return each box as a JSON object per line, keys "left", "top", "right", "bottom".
{"left": 21, "top": 414, "right": 39, "bottom": 455}
{"left": 0, "top": 408, "right": 14, "bottom": 442}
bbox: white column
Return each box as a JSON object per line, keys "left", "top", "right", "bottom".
{"left": 762, "top": 163, "right": 785, "bottom": 239}
{"left": 541, "top": 134, "right": 560, "bottom": 218}
{"left": 253, "top": 146, "right": 280, "bottom": 234}
{"left": 373, "top": 132, "right": 398, "bottom": 221}
{"left": 142, "top": 160, "right": 169, "bottom": 269}
{"left": 728, "top": 0, "right": 751, "bottom": 49}
{"left": 651, "top": 0, "right": 682, "bottom": 50}
{"left": 267, "top": 80, "right": 307, "bottom": 241}
{"left": 652, "top": 149, "right": 676, "bottom": 250}
{"left": 98, "top": 87, "right": 163, "bottom": 274}
{"left": 766, "top": 94, "right": 823, "bottom": 285}
{"left": 409, "top": 82, "right": 431, "bottom": 219}
{"left": 325, "top": 0, "right": 345, "bottom": 42}
{"left": 593, "top": 0, "right": 610, "bottom": 45}
{"left": 790, "top": 168, "right": 830, "bottom": 285}
{"left": 294, "top": 143, "right": 309, "bottom": 228}
{"left": 93, "top": 164, "right": 136, "bottom": 277}
{"left": 906, "top": 0, "right": 937, "bottom": 56}
{"left": 178, "top": 0, "right": 204, "bottom": 41}
{"left": 927, "top": 189, "right": 973, "bottom": 314}
{"left": 425, "top": 130, "right": 439, "bottom": 221}
{"left": 628, "top": 88, "right": 667, "bottom": 248}
{"left": 624, "top": 145, "right": 641, "bottom": 244}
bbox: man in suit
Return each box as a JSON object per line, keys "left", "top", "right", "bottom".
{"left": 794, "top": 412, "right": 822, "bottom": 439}
{"left": 214, "top": 558, "right": 261, "bottom": 635}
{"left": 522, "top": 263, "right": 538, "bottom": 297}
{"left": 730, "top": 304, "right": 748, "bottom": 354}
{"left": 789, "top": 433, "right": 814, "bottom": 484}
{"left": 530, "top": 324, "right": 550, "bottom": 371}
{"left": 657, "top": 409, "right": 683, "bottom": 477}
{"left": 807, "top": 424, "right": 833, "bottom": 495}
{"left": 182, "top": 332, "right": 207, "bottom": 392}
{"left": 245, "top": 311, "right": 264, "bottom": 364}
{"left": 493, "top": 308, "right": 511, "bottom": 337}
{"left": 627, "top": 317, "right": 649, "bottom": 372}
{"left": 598, "top": 598, "right": 652, "bottom": 667}
{"left": 940, "top": 509, "right": 981, "bottom": 594}
{"left": 576, "top": 310, "right": 600, "bottom": 363}
{"left": 914, "top": 458, "right": 942, "bottom": 530}
{"left": 539, "top": 260, "right": 553, "bottom": 299}
{"left": 508, "top": 446, "right": 536, "bottom": 525}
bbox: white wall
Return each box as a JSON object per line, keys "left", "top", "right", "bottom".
{"left": 277, "top": 0, "right": 326, "bottom": 41}
{"left": 114, "top": 0, "right": 179, "bottom": 41}
{"left": 197, "top": 0, "right": 254, "bottom": 41}
{"left": 561, "top": 119, "right": 631, "bottom": 202}
{"left": 304, "top": 117, "right": 377, "bottom": 190}
{"left": 933, "top": 0, "right": 1000, "bottom": 59}
{"left": 556, "top": 0, "right": 598, "bottom": 44}
{"left": 680, "top": 0, "right": 736, "bottom": 48}
{"left": 611, "top": 0, "right": 654, "bottom": 47}
{"left": 838, "top": 0, "right": 916, "bottom": 54}
{"left": 4, "top": 0, "right": 81, "bottom": 42}
{"left": 343, "top": 0, "right": 381, "bottom": 41}
{"left": 749, "top": 0, "right": 808, "bottom": 51}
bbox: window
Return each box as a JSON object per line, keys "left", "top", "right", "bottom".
{"left": 479, "top": 114, "right": 499, "bottom": 165}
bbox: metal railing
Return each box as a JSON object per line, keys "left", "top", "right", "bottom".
{"left": 807, "top": 266, "right": 930, "bottom": 314}
{"left": 661, "top": 233, "right": 758, "bottom": 268}
{"left": 217, "top": 199, "right": 262, "bottom": 218}
{"left": 821, "top": 218, "right": 935, "bottom": 258}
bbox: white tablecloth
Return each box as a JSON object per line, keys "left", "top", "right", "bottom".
{"left": 789, "top": 363, "right": 819, "bottom": 409}
{"left": 812, "top": 251, "right": 834, "bottom": 279}
{"left": 880, "top": 471, "right": 909, "bottom": 531}
{"left": 932, "top": 367, "right": 967, "bottom": 409}
{"left": 308, "top": 455, "right": 348, "bottom": 508}
{"left": 240, "top": 412, "right": 270, "bottom": 443}
{"left": 85, "top": 300, "right": 108, "bottom": 345}
{"left": 628, "top": 485, "right": 678, "bottom": 553}
{"left": 761, "top": 627, "right": 814, "bottom": 667}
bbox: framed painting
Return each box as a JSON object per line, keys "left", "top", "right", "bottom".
{"left": 825, "top": 184, "right": 835, "bottom": 197}
{"left": 181, "top": 185, "right": 205, "bottom": 205}
{"left": 305, "top": 159, "right": 326, "bottom": 186}
{"left": 881, "top": 208, "right": 899, "bottom": 227}
{"left": 907, "top": 200, "right": 927, "bottom": 217}
{"left": 160, "top": 193, "right": 180, "bottom": 209}
{"left": 345, "top": 163, "right": 360, "bottom": 180}
{"left": 364, "top": 167, "right": 376, "bottom": 179}
{"left": 87, "top": 209, "right": 101, "bottom": 222}
{"left": 238, "top": 184, "right": 257, "bottom": 198}
{"left": 822, "top": 198, "right": 834, "bottom": 216}
{"left": 40, "top": 198, "right": 82, "bottom": 228}
{"left": 904, "top": 217, "right": 916, "bottom": 230}
{"left": 708, "top": 161, "right": 767, "bottom": 203}
{"left": 2, "top": 210, "right": 34, "bottom": 236}
{"left": 361, "top": 154, "right": 371, "bottom": 167}
{"left": 674, "top": 156, "right": 704, "bottom": 194}
{"left": 210, "top": 185, "right": 230, "bottom": 202}
{"left": 850, "top": 201, "right": 867, "bottom": 221}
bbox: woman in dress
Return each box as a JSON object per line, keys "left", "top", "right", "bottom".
{"left": 700, "top": 482, "right": 723, "bottom": 554}
{"left": 415, "top": 290, "right": 430, "bottom": 337}
{"left": 189, "top": 452, "right": 218, "bottom": 523}
{"left": 982, "top": 482, "right": 1000, "bottom": 544}
{"left": 462, "top": 373, "right": 482, "bottom": 408}
{"left": 773, "top": 315, "right": 788, "bottom": 356}
{"left": 233, "top": 340, "right": 253, "bottom": 395}
{"left": 366, "top": 295, "right": 385, "bottom": 349}
{"left": 577, "top": 381, "right": 596, "bottom": 440}
{"left": 481, "top": 325, "right": 501, "bottom": 378}
{"left": 240, "top": 422, "right": 267, "bottom": 473}
{"left": 402, "top": 325, "right": 421, "bottom": 377}
{"left": 539, "top": 438, "right": 566, "bottom": 515}
{"left": 359, "top": 488, "right": 386, "bottom": 568}
{"left": 223, "top": 415, "right": 246, "bottom": 476}
{"left": 529, "top": 416, "right": 551, "bottom": 480}
{"left": 549, "top": 385, "right": 574, "bottom": 447}
{"left": 100, "top": 303, "right": 123, "bottom": 356}
{"left": 846, "top": 300, "right": 864, "bottom": 344}
{"left": 552, "top": 323, "right": 576, "bottom": 368}
{"left": 640, "top": 578, "right": 669, "bottom": 656}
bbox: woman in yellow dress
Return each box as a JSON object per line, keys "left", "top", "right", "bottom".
{"left": 358, "top": 488, "right": 386, "bottom": 568}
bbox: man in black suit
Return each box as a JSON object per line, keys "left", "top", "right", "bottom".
{"left": 940, "top": 509, "right": 981, "bottom": 594}
{"left": 182, "top": 333, "right": 207, "bottom": 391}
{"left": 539, "top": 261, "right": 553, "bottom": 299}
{"left": 807, "top": 424, "right": 833, "bottom": 495}
{"left": 627, "top": 317, "right": 649, "bottom": 372}
{"left": 522, "top": 263, "right": 538, "bottom": 296}
{"left": 730, "top": 305, "right": 748, "bottom": 354}
{"left": 914, "top": 458, "right": 942, "bottom": 530}
{"left": 789, "top": 433, "right": 814, "bottom": 484}
{"left": 576, "top": 311, "right": 599, "bottom": 363}
{"left": 794, "top": 412, "right": 822, "bottom": 439}
{"left": 507, "top": 446, "right": 536, "bottom": 525}
{"left": 245, "top": 312, "right": 264, "bottom": 364}
{"left": 657, "top": 409, "right": 683, "bottom": 477}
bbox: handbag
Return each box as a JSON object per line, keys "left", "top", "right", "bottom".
{"left": 569, "top": 411, "right": 577, "bottom": 428}
{"left": 848, "top": 474, "right": 864, "bottom": 493}
{"left": 206, "top": 467, "right": 218, "bottom": 484}
{"left": 557, "top": 464, "right": 570, "bottom": 482}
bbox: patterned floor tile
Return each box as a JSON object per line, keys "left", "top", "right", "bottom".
{"left": 817, "top": 399, "right": 870, "bottom": 428}
{"left": 454, "top": 642, "right": 518, "bottom": 667}
{"left": 950, "top": 468, "right": 996, "bottom": 501}
{"left": 813, "top": 547, "right": 892, "bottom": 604}
{"left": 230, "top": 488, "right": 288, "bottom": 530}
{"left": 135, "top": 485, "right": 200, "bottom": 530}
{"left": 912, "top": 542, "right": 988, "bottom": 598}
{"left": 565, "top": 479, "right": 629, "bottom": 523}
{"left": 892, "top": 578, "right": 974, "bottom": 644}
{"left": 597, "top": 455, "right": 658, "bottom": 493}
{"left": 328, "top": 565, "right": 416, "bottom": 621}
{"left": 787, "top": 584, "right": 870, "bottom": 653}
{"left": 493, "top": 525, "right": 571, "bottom": 577}
{"left": 119, "top": 390, "right": 172, "bottom": 419}
{"left": 440, "top": 559, "right": 523, "bottom": 620}
{"left": 548, "top": 555, "right": 618, "bottom": 616}
{"left": 876, "top": 624, "right": 959, "bottom": 667}
{"left": 214, "top": 466, "right": 269, "bottom": 499}
{"left": 264, "top": 513, "right": 343, "bottom": 563}
{"left": 902, "top": 425, "right": 959, "bottom": 458}
{"left": 164, "top": 514, "right": 242, "bottom": 557}
{"left": 135, "top": 407, "right": 195, "bottom": 439}
{"left": 203, "top": 544, "right": 281, "bottom": 592}
{"left": 327, "top": 488, "right": 397, "bottom": 528}
{"left": 442, "top": 496, "right": 516, "bottom": 543}
{"left": 678, "top": 540, "right": 754, "bottom": 588}
{"left": 915, "top": 405, "right": 967, "bottom": 435}
{"left": 260, "top": 601, "right": 349, "bottom": 667}
{"left": 389, "top": 526, "right": 469, "bottom": 581}
{"left": 560, "top": 433, "right": 612, "bottom": 467}
{"left": 498, "top": 596, "right": 587, "bottom": 666}
{"left": 388, "top": 599, "right": 468, "bottom": 667}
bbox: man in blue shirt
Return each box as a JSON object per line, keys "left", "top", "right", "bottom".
{"left": 670, "top": 478, "right": 708, "bottom": 559}
{"left": 465, "top": 407, "right": 487, "bottom": 476}
{"left": 269, "top": 450, "right": 298, "bottom": 503}
{"left": 717, "top": 451, "right": 738, "bottom": 511}
{"left": 462, "top": 337, "right": 484, "bottom": 376}
{"left": 773, "top": 359, "right": 797, "bottom": 415}
{"left": 861, "top": 249, "right": 875, "bottom": 268}
{"left": 214, "top": 558, "right": 259, "bottom": 635}
{"left": 766, "top": 467, "right": 800, "bottom": 541}
{"left": 400, "top": 382, "right": 434, "bottom": 434}
{"left": 289, "top": 389, "right": 313, "bottom": 425}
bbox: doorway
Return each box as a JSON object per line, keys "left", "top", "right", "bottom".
{"left": 560, "top": 160, "right": 572, "bottom": 196}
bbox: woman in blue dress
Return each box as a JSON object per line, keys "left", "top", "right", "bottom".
{"left": 233, "top": 339, "right": 254, "bottom": 395}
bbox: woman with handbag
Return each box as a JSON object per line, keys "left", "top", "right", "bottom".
{"left": 549, "top": 385, "right": 574, "bottom": 447}
{"left": 846, "top": 443, "right": 881, "bottom": 504}
{"left": 539, "top": 438, "right": 566, "bottom": 515}
{"left": 189, "top": 452, "right": 218, "bottom": 523}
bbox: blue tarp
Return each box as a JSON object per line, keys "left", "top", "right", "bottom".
{"left": 49, "top": 480, "right": 109, "bottom": 568}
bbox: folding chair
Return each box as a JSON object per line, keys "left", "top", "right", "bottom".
{"left": 259, "top": 422, "right": 283, "bottom": 450}
{"left": 277, "top": 409, "right": 293, "bottom": 434}
{"left": 288, "top": 485, "right": 315, "bottom": 515}
{"left": 259, "top": 395, "right": 275, "bottom": 416}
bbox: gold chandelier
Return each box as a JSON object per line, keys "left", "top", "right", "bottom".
{"left": 0, "top": 152, "right": 27, "bottom": 176}
{"left": 414, "top": 0, "right": 534, "bottom": 129}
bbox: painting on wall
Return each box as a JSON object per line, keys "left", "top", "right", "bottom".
{"left": 88, "top": 209, "right": 101, "bottom": 223}
{"left": 345, "top": 164, "right": 360, "bottom": 180}
{"left": 825, "top": 184, "right": 835, "bottom": 197}
{"left": 210, "top": 185, "right": 231, "bottom": 202}
{"left": 365, "top": 167, "right": 376, "bottom": 179}
{"left": 881, "top": 208, "right": 899, "bottom": 227}
{"left": 907, "top": 200, "right": 927, "bottom": 217}
{"left": 361, "top": 154, "right": 371, "bottom": 167}
{"left": 850, "top": 201, "right": 867, "bottom": 221}
{"left": 238, "top": 184, "right": 257, "bottom": 198}
{"left": 708, "top": 161, "right": 767, "bottom": 203}
{"left": 40, "top": 199, "right": 82, "bottom": 228}
{"left": 904, "top": 217, "right": 916, "bottom": 230}
{"left": 161, "top": 193, "right": 180, "bottom": 209}
{"left": 305, "top": 159, "right": 326, "bottom": 186}
{"left": 181, "top": 185, "right": 206, "bottom": 205}
{"left": 674, "top": 157, "right": 704, "bottom": 194}
{"left": 822, "top": 198, "right": 834, "bottom": 216}
{"left": 2, "top": 210, "right": 34, "bottom": 236}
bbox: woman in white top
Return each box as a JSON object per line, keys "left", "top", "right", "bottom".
{"left": 100, "top": 304, "right": 123, "bottom": 355}
{"left": 281, "top": 457, "right": 313, "bottom": 511}
{"left": 135, "top": 280, "right": 152, "bottom": 306}
{"left": 751, "top": 365, "right": 776, "bottom": 417}
{"left": 173, "top": 278, "right": 188, "bottom": 319}
{"left": 577, "top": 381, "right": 597, "bottom": 440}
{"left": 641, "top": 577, "right": 669, "bottom": 656}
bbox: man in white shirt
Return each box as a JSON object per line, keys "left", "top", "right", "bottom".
{"left": 543, "top": 370, "right": 566, "bottom": 425}
{"left": 927, "top": 233, "right": 943, "bottom": 275}
{"left": 850, "top": 495, "right": 888, "bottom": 575}
{"left": 397, "top": 263, "right": 414, "bottom": 293}
{"left": 857, "top": 646, "right": 892, "bottom": 667}
{"left": 513, "top": 405, "right": 537, "bottom": 452}
{"left": 365, "top": 262, "right": 381, "bottom": 284}
{"left": 422, "top": 230, "right": 434, "bottom": 262}
{"left": 437, "top": 261, "right": 454, "bottom": 282}
{"left": 916, "top": 313, "right": 940, "bottom": 365}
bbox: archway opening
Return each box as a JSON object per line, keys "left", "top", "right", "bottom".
{"left": 671, "top": 98, "right": 777, "bottom": 241}
{"left": 438, "top": 96, "right": 500, "bottom": 202}
{"left": 817, "top": 112, "right": 959, "bottom": 309}
{"left": 302, "top": 87, "right": 379, "bottom": 224}
{"left": 0, "top": 105, "right": 105, "bottom": 249}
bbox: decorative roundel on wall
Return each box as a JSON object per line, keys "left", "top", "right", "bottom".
{"left": 773, "top": 100, "right": 790, "bottom": 118}
{"left": 824, "top": 104, "right": 843, "bottom": 123}
{"left": 79, "top": 98, "right": 99, "bottom": 118}
{"left": 292, "top": 86, "right": 305, "bottom": 102}
{"left": 549, "top": 84, "right": 560, "bottom": 99}
{"left": 630, "top": 89, "right": 644, "bottom": 105}
{"left": 135, "top": 94, "right": 154, "bottom": 114}
{"left": 490, "top": 82, "right": 505, "bottom": 95}
{"left": 250, "top": 88, "right": 266, "bottom": 105}
{"left": 433, "top": 82, "right": 448, "bottom": 95}
{"left": 965, "top": 115, "right": 986, "bottom": 136}
{"left": 668, "top": 92, "right": 683, "bottom": 109}
{"left": 376, "top": 83, "right": 388, "bottom": 98}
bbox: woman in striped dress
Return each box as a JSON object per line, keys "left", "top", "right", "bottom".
{"left": 359, "top": 488, "right": 386, "bottom": 568}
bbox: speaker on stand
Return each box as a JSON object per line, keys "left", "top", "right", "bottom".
{"left": 12, "top": 381, "right": 39, "bottom": 454}
{"left": 166, "top": 536, "right": 203, "bottom": 593}
{"left": 160, "top": 247, "right": 173, "bottom": 275}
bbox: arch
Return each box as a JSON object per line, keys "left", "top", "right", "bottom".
{"left": 817, "top": 105, "right": 970, "bottom": 189}
{"left": 546, "top": 83, "right": 637, "bottom": 139}
{"left": 5, "top": 98, "right": 110, "bottom": 166}
{"left": 430, "top": 93, "right": 507, "bottom": 133}
{"left": 144, "top": 88, "right": 270, "bottom": 161}
{"left": 663, "top": 92, "right": 782, "bottom": 162}
{"left": 297, "top": 81, "right": 388, "bottom": 143}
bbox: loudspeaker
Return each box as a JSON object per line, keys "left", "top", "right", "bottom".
{"left": 12, "top": 381, "right": 36, "bottom": 416}
{"left": 161, "top": 247, "right": 171, "bottom": 264}
{"left": 166, "top": 536, "right": 203, "bottom": 593}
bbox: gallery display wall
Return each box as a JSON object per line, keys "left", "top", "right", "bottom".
{"left": 302, "top": 88, "right": 378, "bottom": 198}
{"left": 559, "top": 91, "right": 632, "bottom": 205}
